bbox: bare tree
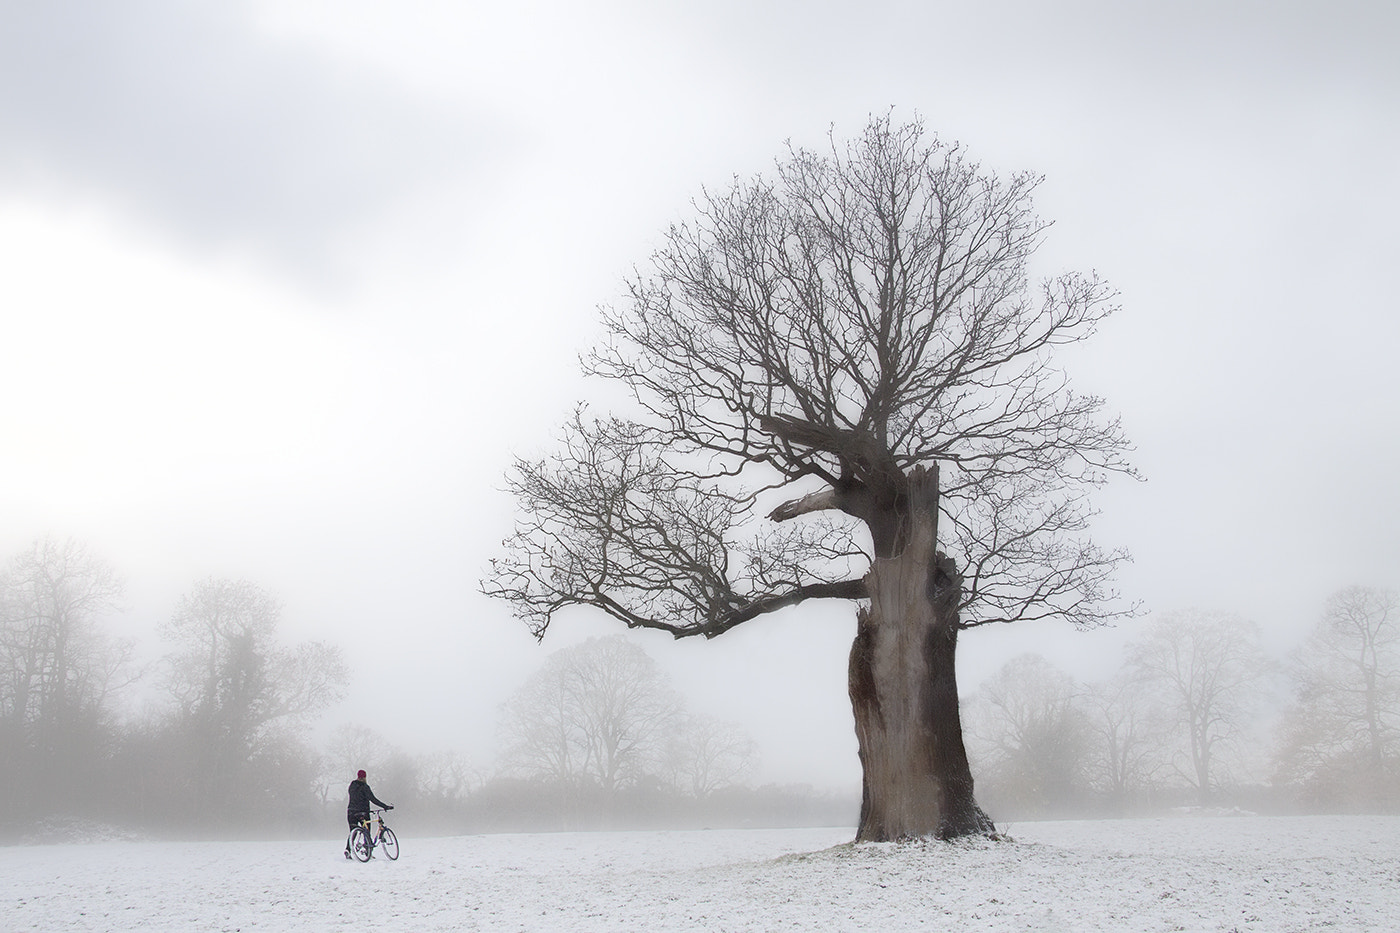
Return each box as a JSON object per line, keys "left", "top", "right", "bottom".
{"left": 1274, "top": 586, "right": 1399, "bottom": 806}
{"left": 663, "top": 714, "right": 759, "bottom": 798}
{"left": 325, "top": 722, "right": 395, "bottom": 775}
{"left": 320, "top": 722, "right": 397, "bottom": 802}
{"left": 0, "top": 538, "right": 129, "bottom": 812}
{"left": 160, "top": 578, "right": 346, "bottom": 815}
{"left": 966, "top": 654, "right": 1090, "bottom": 814}
{"left": 485, "top": 115, "right": 1133, "bottom": 840}
{"left": 417, "top": 750, "right": 482, "bottom": 805}
{"left": 0, "top": 539, "right": 128, "bottom": 730}
{"left": 1081, "top": 672, "right": 1164, "bottom": 811}
{"left": 498, "top": 653, "right": 581, "bottom": 786}
{"left": 498, "top": 636, "right": 682, "bottom": 793}
{"left": 1131, "top": 610, "right": 1267, "bottom": 805}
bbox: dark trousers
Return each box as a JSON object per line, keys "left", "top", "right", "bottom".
{"left": 347, "top": 811, "right": 369, "bottom": 852}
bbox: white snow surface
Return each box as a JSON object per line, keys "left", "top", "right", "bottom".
{"left": 6, "top": 815, "right": 1399, "bottom": 932}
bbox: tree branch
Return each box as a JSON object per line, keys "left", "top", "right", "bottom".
{"left": 768, "top": 488, "right": 842, "bottom": 522}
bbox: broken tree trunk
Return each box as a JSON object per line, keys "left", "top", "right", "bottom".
{"left": 848, "top": 466, "right": 994, "bottom": 841}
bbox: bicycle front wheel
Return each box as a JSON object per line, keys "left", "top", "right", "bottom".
{"left": 350, "top": 826, "right": 372, "bottom": 862}
{"left": 379, "top": 827, "right": 399, "bottom": 860}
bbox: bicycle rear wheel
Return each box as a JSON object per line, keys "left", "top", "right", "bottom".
{"left": 350, "top": 826, "right": 372, "bottom": 862}
{"left": 379, "top": 827, "right": 399, "bottom": 860}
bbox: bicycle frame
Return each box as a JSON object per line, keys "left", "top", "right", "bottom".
{"left": 359, "top": 809, "right": 389, "bottom": 847}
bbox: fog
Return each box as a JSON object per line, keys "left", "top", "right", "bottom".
{"left": 2, "top": 0, "right": 1398, "bottom": 834}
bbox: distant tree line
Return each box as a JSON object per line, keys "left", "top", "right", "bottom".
{"left": 479, "top": 636, "right": 857, "bottom": 832}
{"left": 964, "top": 588, "right": 1400, "bottom": 818}
{"left": 5, "top": 536, "right": 1392, "bottom": 838}
{"left": 317, "top": 636, "right": 855, "bottom": 835}
{"left": 0, "top": 538, "right": 851, "bottom": 841}
{"left": 0, "top": 538, "right": 345, "bottom": 839}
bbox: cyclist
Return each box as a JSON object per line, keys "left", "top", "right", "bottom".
{"left": 345, "top": 769, "right": 393, "bottom": 859}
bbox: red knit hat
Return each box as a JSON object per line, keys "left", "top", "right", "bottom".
{"left": 357, "top": 770, "right": 366, "bottom": 780}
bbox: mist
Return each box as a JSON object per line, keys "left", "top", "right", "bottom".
{"left": 3, "top": 0, "right": 1399, "bottom": 847}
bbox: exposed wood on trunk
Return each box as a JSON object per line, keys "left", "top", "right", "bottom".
{"left": 768, "top": 488, "right": 843, "bottom": 522}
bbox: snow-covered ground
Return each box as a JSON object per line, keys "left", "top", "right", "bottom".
{"left": 5, "top": 815, "right": 1398, "bottom": 932}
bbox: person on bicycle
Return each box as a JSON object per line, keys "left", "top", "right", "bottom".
{"left": 345, "top": 769, "right": 393, "bottom": 858}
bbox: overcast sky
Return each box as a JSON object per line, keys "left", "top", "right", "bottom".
{"left": 2, "top": 0, "right": 1397, "bottom": 789}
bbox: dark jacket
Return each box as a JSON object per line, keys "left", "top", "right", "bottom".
{"left": 347, "top": 779, "right": 389, "bottom": 814}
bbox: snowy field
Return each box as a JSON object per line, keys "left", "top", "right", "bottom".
{"left": 5, "top": 816, "right": 1399, "bottom": 932}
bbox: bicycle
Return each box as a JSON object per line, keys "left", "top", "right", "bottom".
{"left": 348, "top": 808, "right": 399, "bottom": 862}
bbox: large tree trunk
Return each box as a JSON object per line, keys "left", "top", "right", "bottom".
{"left": 1190, "top": 724, "right": 1211, "bottom": 806}
{"left": 848, "top": 467, "right": 994, "bottom": 842}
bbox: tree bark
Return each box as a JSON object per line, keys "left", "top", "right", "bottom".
{"left": 848, "top": 467, "right": 994, "bottom": 841}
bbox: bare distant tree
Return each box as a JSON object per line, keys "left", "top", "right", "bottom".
{"left": 497, "top": 655, "right": 579, "bottom": 785}
{"left": 1131, "top": 610, "right": 1267, "bottom": 804}
{"left": 317, "top": 723, "right": 423, "bottom": 808}
{"left": 966, "top": 654, "right": 1090, "bottom": 813}
{"left": 1081, "top": 672, "right": 1164, "bottom": 810}
{"left": 485, "top": 115, "right": 1134, "bottom": 841}
{"left": 499, "top": 636, "right": 682, "bottom": 792}
{"left": 161, "top": 578, "right": 346, "bottom": 813}
{"left": 321, "top": 722, "right": 396, "bottom": 801}
{"left": 1274, "top": 586, "right": 1399, "bottom": 805}
{"left": 0, "top": 538, "right": 129, "bottom": 811}
{"left": 417, "top": 750, "right": 482, "bottom": 804}
{"left": 0, "top": 539, "right": 128, "bottom": 729}
{"left": 663, "top": 714, "right": 759, "bottom": 798}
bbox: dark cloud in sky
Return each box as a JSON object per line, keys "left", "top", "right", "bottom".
{"left": 680, "top": 0, "right": 1400, "bottom": 92}
{"left": 0, "top": 0, "right": 493, "bottom": 277}
{"left": 655, "top": 0, "right": 1400, "bottom": 160}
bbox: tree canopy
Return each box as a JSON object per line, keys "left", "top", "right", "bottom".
{"left": 486, "top": 115, "right": 1133, "bottom": 640}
